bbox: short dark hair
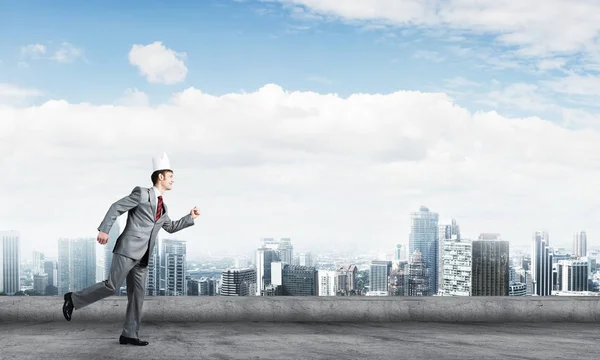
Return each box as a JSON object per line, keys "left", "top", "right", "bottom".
{"left": 151, "top": 170, "right": 173, "bottom": 185}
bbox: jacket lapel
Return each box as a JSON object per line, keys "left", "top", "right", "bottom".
{"left": 149, "top": 188, "right": 157, "bottom": 222}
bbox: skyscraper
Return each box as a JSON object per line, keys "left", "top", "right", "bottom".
{"left": 441, "top": 238, "right": 472, "bottom": 296}
{"left": 0, "top": 231, "right": 21, "bottom": 295}
{"left": 573, "top": 231, "right": 587, "bottom": 258}
{"left": 438, "top": 219, "right": 460, "bottom": 291}
{"left": 409, "top": 206, "right": 439, "bottom": 295}
{"left": 369, "top": 260, "right": 392, "bottom": 293}
{"left": 471, "top": 234, "right": 510, "bottom": 296}
{"left": 255, "top": 247, "right": 280, "bottom": 295}
{"left": 162, "top": 239, "right": 186, "bottom": 296}
{"left": 532, "top": 230, "right": 553, "bottom": 296}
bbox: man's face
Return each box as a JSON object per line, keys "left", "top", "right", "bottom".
{"left": 159, "top": 171, "right": 174, "bottom": 190}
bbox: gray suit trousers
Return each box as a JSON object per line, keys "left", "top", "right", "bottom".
{"left": 71, "top": 253, "right": 148, "bottom": 339}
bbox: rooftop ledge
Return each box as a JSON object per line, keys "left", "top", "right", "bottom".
{"left": 2, "top": 296, "right": 600, "bottom": 323}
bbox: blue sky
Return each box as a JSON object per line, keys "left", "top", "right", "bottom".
{"left": 0, "top": 0, "right": 557, "bottom": 112}
{"left": 3, "top": 0, "right": 600, "bottom": 257}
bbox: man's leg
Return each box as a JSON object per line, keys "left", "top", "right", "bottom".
{"left": 71, "top": 254, "right": 137, "bottom": 310}
{"left": 121, "top": 262, "right": 148, "bottom": 339}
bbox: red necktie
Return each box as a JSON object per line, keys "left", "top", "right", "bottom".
{"left": 156, "top": 195, "right": 163, "bottom": 221}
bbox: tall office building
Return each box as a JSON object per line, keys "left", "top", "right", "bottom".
{"left": 162, "top": 239, "right": 186, "bottom": 296}
{"left": 58, "top": 238, "right": 97, "bottom": 294}
{"left": 220, "top": 268, "right": 257, "bottom": 296}
{"left": 441, "top": 238, "right": 472, "bottom": 296}
{"left": 557, "top": 259, "right": 588, "bottom": 292}
{"left": 471, "top": 234, "right": 510, "bottom": 296}
{"left": 573, "top": 231, "right": 587, "bottom": 258}
{"left": 389, "top": 261, "right": 409, "bottom": 296}
{"left": 318, "top": 270, "right": 337, "bottom": 296}
{"left": 255, "top": 247, "right": 280, "bottom": 295}
{"left": 336, "top": 265, "right": 358, "bottom": 296}
{"left": 532, "top": 230, "right": 553, "bottom": 296}
{"left": 438, "top": 219, "right": 460, "bottom": 291}
{"left": 408, "top": 250, "right": 430, "bottom": 296}
{"left": 281, "top": 264, "right": 318, "bottom": 296}
{"left": 409, "top": 206, "right": 439, "bottom": 295}
{"left": 369, "top": 260, "right": 392, "bottom": 293}
{"left": 0, "top": 231, "right": 21, "bottom": 295}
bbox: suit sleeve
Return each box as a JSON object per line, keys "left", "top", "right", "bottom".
{"left": 161, "top": 213, "right": 195, "bottom": 233}
{"left": 97, "top": 186, "right": 142, "bottom": 233}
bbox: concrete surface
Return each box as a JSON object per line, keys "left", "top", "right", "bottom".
{"left": 0, "top": 321, "right": 597, "bottom": 359}
{"left": 2, "top": 296, "right": 600, "bottom": 323}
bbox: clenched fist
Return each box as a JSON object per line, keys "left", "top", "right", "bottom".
{"left": 97, "top": 231, "right": 109, "bottom": 245}
{"left": 190, "top": 206, "right": 200, "bottom": 219}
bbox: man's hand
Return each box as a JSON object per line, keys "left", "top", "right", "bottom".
{"left": 97, "top": 231, "right": 109, "bottom": 245}
{"left": 190, "top": 206, "right": 200, "bottom": 219}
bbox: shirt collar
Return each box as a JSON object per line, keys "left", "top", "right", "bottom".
{"left": 152, "top": 186, "right": 163, "bottom": 198}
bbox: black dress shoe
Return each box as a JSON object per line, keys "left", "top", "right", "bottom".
{"left": 62, "top": 292, "right": 74, "bottom": 321}
{"left": 119, "top": 335, "right": 149, "bottom": 346}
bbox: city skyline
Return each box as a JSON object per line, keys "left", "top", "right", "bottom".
{"left": 2, "top": 1, "right": 600, "bottom": 258}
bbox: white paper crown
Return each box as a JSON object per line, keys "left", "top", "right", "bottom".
{"left": 152, "top": 152, "right": 171, "bottom": 172}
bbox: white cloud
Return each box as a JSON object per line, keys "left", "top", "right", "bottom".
{"left": 51, "top": 42, "right": 84, "bottom": 63}
{"left": 128, "top": 41, "right": 188, "bottom": 85}
{"left": 0, "top": 83, "right": 43, "bottom": 105}
{"left": 117, "top": 88, "right": 150, "bottom": 107}
{"left": 21, "top": 44, "right": 47, "bottom": 56}
{"left": 2, "top": 84, "right": 600, "bottom": 259}
{"left": 541, "top": 74, "right": 600, "bottom": 98}
{"left": 270, "top": 0, "right": 600, "bottom": 63}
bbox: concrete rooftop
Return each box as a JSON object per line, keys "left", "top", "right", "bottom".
{"left": 1, "top": 297, "right": 599, "bottom": 359}
{"left": 1, "top": 321, "right": 597, "bottom": 359}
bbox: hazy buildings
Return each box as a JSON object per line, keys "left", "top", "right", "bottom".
{"left": 58, "top": 237, "right": 97, "bottom": 294}
{"left": 0, "top": 231, "right": 21, "bottom": 295}
{"left": 409, "top": 206, "right": 439, "bottom": 295}
{"left": 278, "top": 238, "right": 294, "bottom": 264}
{"left": 573, "top": 231, "right": 587, "bottom": 258}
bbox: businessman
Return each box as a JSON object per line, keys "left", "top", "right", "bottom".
{"left": 62, "top": 152, "right": 200, "bottom": 346}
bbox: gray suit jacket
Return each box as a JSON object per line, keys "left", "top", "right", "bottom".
{"left": 97, "top": 186, "right": 194, "bottom": 265}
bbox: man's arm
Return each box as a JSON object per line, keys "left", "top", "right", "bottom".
{"left": 97, "top": 186, "right": 142, "bottom": 234}
{"left": 161, "top": 213, "right": 195, "bottom": 234}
